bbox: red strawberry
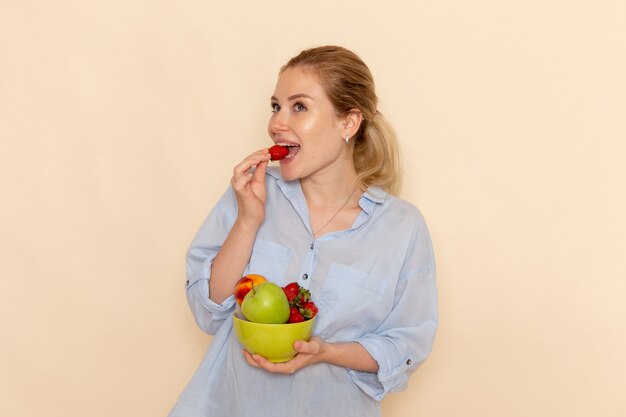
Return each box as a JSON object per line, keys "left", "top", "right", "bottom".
{"left": 269, "top": 145, "right": 289, "bottom": 161}
{"left": 282, "top": 282, "right": 301, "bottom": 304}
{"left": 282, "top": 282, "right": 312, "bottom": 307}
{"left": 299, "top": 287, "right": 311, "bottom": 304}
{"left": 299, "top": 301, "right": 318, "bottom": 320}
{"left": 288, "top": 307, "right": 305, "bottom": 323}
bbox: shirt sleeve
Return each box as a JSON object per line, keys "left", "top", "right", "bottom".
{"left": 350, "top": 217, "right": 439, "bottom": 401}
{"left": 184, "top": 187, "right": 238, "bottom": 335}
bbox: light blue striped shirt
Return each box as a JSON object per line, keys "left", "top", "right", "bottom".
{"left": 169, "top": 167, "right": 438, "bottom": 417}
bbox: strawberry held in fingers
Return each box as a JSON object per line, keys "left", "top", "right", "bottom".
{"left": 268, "top": 145, "right": 289, "bottom": 161}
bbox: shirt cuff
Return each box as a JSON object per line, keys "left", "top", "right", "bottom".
{"left": 350, "top": 336, "right": 419, "bottom": 401}
{"left": 185, "top": 260, "right": 236, "bottom": 334}
{"left": 188, "top": 277, "right": 236, "bottom": 314}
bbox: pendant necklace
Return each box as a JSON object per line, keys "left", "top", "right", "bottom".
{"left": 312, "top": 185, "right": 358, "bottom": 238}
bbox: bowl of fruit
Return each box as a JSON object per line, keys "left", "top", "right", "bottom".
{"left": 232, "top": 275, "right": 318, "bottom": 363}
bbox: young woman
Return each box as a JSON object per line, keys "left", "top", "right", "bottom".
{"left": 169, "top": 46, "right": 438, "bottom": 417}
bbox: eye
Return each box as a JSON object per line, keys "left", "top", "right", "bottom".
{"left": 293, "top": 101, "right": 307, "bottom": 112}
{"left": 271, "top": 102, "right": 281, "bottom": 113}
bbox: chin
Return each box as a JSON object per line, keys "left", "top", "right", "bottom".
{"left": 279, "top": 166, "right": 301, "bottom": 182}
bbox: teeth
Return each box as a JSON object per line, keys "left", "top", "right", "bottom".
{"left": 276, "top": 142, "right": 300, "bottom": 148}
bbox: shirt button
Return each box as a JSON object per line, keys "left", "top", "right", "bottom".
{"left": 406, "top": 359, "right": 413, "bottom": 366}
{"left": 310, "top": 242, "right": 314, "bottom": 250}
{"left": 302, "top": 273, "right": 308, "bottom": 280}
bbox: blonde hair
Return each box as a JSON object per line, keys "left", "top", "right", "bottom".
{"left": 281, "top": 46, "right": 401, "bottom": 195}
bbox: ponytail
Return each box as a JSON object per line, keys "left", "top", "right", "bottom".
{"left": 354, "top": 111, "right": 401, "bottom": 195}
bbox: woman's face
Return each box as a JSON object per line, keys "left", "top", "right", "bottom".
{"left": 268, "top": 66, "right": 350, "bottom": 182}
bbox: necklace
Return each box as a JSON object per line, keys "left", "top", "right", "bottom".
{"left": 312, "top": 185, "right": 358, "bottom": 237}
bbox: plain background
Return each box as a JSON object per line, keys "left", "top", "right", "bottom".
{"left": 1, "top": 1, "right": 625, "bottom": 416}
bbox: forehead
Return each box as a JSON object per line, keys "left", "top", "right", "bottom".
{"left": 273, "top": 66, "right": 327, "bottom": 100}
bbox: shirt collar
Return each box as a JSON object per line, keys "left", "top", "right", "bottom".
{"left": 359, "top": 187, "right": 386, "bottom": 215}
{"left": 362, "top": 187, "right": 387, "bottom": 204}
{"left": 267, "top": 167, "right": 301, "bottom": 199}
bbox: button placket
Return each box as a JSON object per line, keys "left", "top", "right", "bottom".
{"left": 299, "top": 239, "right": 317, "bottom": 288}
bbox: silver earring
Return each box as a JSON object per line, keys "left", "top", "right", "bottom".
{"left": 344, "top": 135, "right": 350, "bottom": 144}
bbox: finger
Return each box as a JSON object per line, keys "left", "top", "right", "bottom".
{"left": 251, "top": 353, "right": 274, "bottom": 368}
{"left": 252, "top": 354, "right": 297, "bottom": 375}
{"left": 232, "top": 171, "right": 254, "bottom": 191}
{"left": 242, "top": 350, "right": 260, "bottom": 368}
{"left": 294, "top": 340, "right": 320, "bottom": 355}
{"left": 242, "top": 149, "right": 271, "bottom": 166}
{"left": 233, "top": 156, "right": 266, "bottom": 179}
{"left": 231, "top": 148, "right": 271, "bottom": 185}
{"left": 244, "top": 351, "right": 279, "bottom": 372}
{"left": 252, "top": 161, "right": 268, "bottom": 184}
{"left": 242, "top": 147, "right": 271, "bottom": 158}
{"left": 254, "top": 147, "right": 272, "bottom": 158}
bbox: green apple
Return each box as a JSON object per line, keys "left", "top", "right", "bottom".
{"left": 241, "top": 282, "right": 290, "bottom": 324}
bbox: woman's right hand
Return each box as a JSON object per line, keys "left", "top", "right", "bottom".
{"left": 231, "top": 148, "right": 271, "bottom": 228}
{"left": 208, "top": 148, "right": 271, "bottom": 304}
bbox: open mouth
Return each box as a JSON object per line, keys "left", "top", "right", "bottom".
{"left": 276, "top": 143, "right": 301, "bottom": 159}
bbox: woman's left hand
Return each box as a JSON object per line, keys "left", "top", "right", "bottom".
{"left": 243, "top": 337, "right": 326, "bottom": 374}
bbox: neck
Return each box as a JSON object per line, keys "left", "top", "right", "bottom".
{"left": 301, "top": 169, "right": 361, "bottom": 207}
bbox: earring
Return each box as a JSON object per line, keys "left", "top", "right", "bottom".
{"left": 344, "top": 135, "right": 350, "bottom": 144}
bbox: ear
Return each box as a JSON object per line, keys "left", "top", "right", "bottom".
{"left": 341, "top": 109, "right": 364, "bottom": 140}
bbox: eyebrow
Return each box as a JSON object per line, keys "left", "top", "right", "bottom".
{"left": 270, "top": 93, "right": 315, "bottom": 102}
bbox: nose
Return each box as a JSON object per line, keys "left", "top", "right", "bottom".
{"left": 268, "top": 109, "right": 289, "bottom": 135}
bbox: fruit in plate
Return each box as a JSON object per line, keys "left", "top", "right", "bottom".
{"left": 234, "top": 274, "right": 267, "bottom": 306}
{"left": 268, "top": 145, "right": 289, "bottom": 161}
{"left": 241, "top": 282, "right": 290, "bottom": 324}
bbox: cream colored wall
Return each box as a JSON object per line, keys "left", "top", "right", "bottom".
{"left": 1, "top": 1, "right": 624, "bottom": 416}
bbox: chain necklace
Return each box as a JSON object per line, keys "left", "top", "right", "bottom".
{"left": 312, "top": 185, "right": 358, "bottom": 238}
